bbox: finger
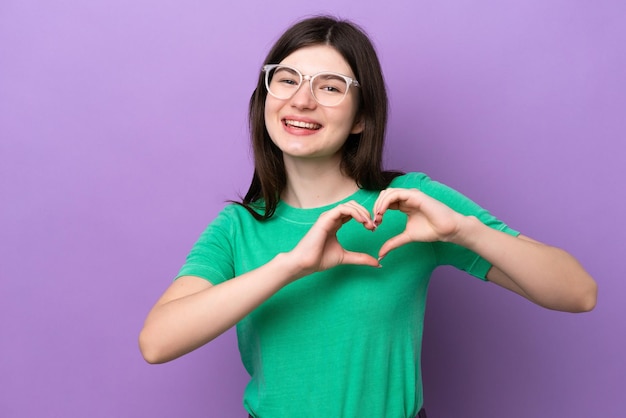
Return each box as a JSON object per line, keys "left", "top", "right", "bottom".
{"left": 341, "top": 250, "right": 381, "bottom": 268}
{"left": 378, "top": 232, "right": 412, "bottom": 261}
{"left": 319, "top": 202, "right": 371, "bottom": 232}
{"left": 372, "top": 188, "right": 390, "bottom": 216}
{"left": 373, "top": 188, "right": 408, "bottom": 225}
{"left": 372, "top": 189, "right": 389, "bottom": 225}
{"left": 341, "top": 201, "right": 376, "bottom": 230}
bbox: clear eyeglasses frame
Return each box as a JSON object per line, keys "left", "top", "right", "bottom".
{"left": 262, "top": 64, "right": 360, "bottom": 107}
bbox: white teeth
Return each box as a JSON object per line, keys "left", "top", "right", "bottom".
{"left": 284, "top": 119, "right": 321, "bottom": 130}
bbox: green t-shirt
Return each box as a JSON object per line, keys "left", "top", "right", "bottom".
{"left": 177, "top": 172, "right": 519, "bottom": 418}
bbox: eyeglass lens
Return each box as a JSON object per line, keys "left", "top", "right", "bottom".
{"left": 266, "top": 66, "right": 350, "bottom": 107}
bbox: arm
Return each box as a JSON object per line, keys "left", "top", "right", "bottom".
{"left": 139, "top": 255, "right": 300, "bottom": 364}
{"left": 453, "top": 220, "right": 596, "bottom": 312}
{"left": 373, "top": 188, "right": 597, "bottom": 313}
{"left": 139, "top": 201, "right": 379, "bottom": 364}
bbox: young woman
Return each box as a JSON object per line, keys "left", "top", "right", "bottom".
{"left": 139, "top": 16, "right": 597, "bottom": 418}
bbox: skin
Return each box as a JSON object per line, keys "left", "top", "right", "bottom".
{"left": 264, "top": 45, "right": 364, "bottom": 208}
{"left": 139, "top": 45, "right": 597, "bottom": 365}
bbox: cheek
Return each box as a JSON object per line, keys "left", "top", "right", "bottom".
{"left": 263, "top": 98, "right": 270, "bottom": 119}
{"left": 264, "top": 95, "right": 281, "bottom": 116}
{"left": 331, "top": 107, "right": 360, "bottom": 135}
{"left": 264, "top": 96, "right": 282, "bottom": 123}
{"left": 334, "top": 97, "right": 361, "bottom": 132}
{"left": 264, "top": 100, "right": 281, "bottom": 142}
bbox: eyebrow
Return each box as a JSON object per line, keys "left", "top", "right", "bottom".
{"left": 316, "top": 73, "right": 346, "bottom": 80}
{"left": 274, "top": 66, "right": 299, "bottom": 75}
{"left": 278, "top": 65, "right": 351, "bottom": 78}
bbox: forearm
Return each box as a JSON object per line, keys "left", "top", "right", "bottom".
{"left": 139, "top": 253, "right": 302, "bottom": 364}
{"left": 452, "top": 216, "right": 597, "bottom": 312}
{"left": 140, "top": 202, "right": 383, "bottom": 364}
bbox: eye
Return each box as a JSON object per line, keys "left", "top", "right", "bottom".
{"left": 279, "top": 78, "right": 298, "bottom": 86}
{"left": 320, "top": 85, "right": 341, "bottom": 93}
{"left": 314, "top": 74, "right": 346, "bottom": 95}
{"left": 272, "top": 67, "right": 300, "bottom": 87}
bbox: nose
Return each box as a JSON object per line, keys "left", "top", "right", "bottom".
{"left": 289, "top": 78, "right": 317, "bottom": 109}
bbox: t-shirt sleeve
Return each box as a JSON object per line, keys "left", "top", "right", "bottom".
{"left": 175, "top": 205, "right": 237, "bottom": 285}
{"left": 394, "top": 172, "right": 520, "bottom": 281}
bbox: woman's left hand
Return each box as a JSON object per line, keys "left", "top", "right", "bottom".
{"left": 373, "top": 188, "right": 597, "bottom": 312}
{"left": 373, "top": 188, "right": 466, "bottom": 260}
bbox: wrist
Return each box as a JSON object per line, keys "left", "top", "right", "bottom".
{"left": 447, "top": 215, "right": 483, "bottom": 248}
{"left": 272, "top": 252, "right": 309, "bottom": 284}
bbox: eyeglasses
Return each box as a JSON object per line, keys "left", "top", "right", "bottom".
{"left": 263, "top": 64, "right": 360, "bottom": 107}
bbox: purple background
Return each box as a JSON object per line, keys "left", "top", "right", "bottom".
{"left": 1, "top": 1, "right": 624, "bottom": 417}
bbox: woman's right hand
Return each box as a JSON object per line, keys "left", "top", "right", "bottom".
{"left": 140, "top": 201, "right": 379, "bottom": 364}
{"left": 286, "top": 201, "right": 380, "bottom": 278}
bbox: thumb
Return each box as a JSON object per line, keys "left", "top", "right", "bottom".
{"left": 378, "top": 233, "right": 412, "bottom": 261}
{"left": 341, "top": 250, "right": 381, "bottom": 268}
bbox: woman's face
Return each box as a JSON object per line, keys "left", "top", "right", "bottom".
{"left": 264, "top": 44, "right": 363, "bottom": 164}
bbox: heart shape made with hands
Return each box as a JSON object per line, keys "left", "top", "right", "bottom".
{"left": 295, "top": 188, "right": 464, "bottom": 273}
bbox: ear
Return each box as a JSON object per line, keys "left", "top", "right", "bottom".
{"left": 350, "top": 115, "right": 365, "bottom": 134}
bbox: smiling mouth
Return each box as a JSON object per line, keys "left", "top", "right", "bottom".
{"left": 284, "top": 119, "right": 321, "bottom": 130}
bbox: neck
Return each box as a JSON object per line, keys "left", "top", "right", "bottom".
{"left": 281, "top": 155, "right": 358, "bottom": 208}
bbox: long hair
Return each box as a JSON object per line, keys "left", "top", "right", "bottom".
{"left": 240, "top": 16, "right": 402, "bottom": 220}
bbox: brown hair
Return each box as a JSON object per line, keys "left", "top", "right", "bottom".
{"left": 240, "top": 16, "right": 402, "bottom": 220}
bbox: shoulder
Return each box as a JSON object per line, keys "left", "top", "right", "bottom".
{"left": 389, "top": 172, "right": 473, "bottom": 207}
{"left": 389, "top": 172, "right": 432, "bottom": 189}
{"left": 220, "top": 202, "right": 252, "bottom": 218}
{"left": 198, "top": 203, "right": 261, "bottom": 238}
